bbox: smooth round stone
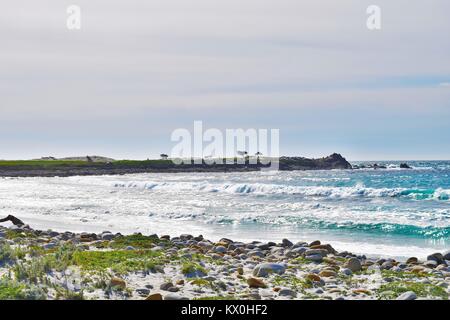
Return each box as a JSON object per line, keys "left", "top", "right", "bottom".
{"left": 101, "top": 233, "right": 115, "bottom": 241}
{"left": 304, "top": 249, "right": 328, "bottom": 257}
{"left": 278, "top": 288, "right": 297, "bottom": 298}
{"left": 248, "top": 250, "right": 265, "bottom": 258}
{"left": 164, "top": 294, "right": 189, "bottom": 300}
{"left": 341, "top": 268, "right": 353, "bottom": 276}
{"left": 305, "top": 254, "right": 323, "bottom": 262}
{"left": 427, "top": 253, "right": 445, "bottom": 265}
{"left": 160, "top": 282, "right": 174, "bottom": 291}
{"left": 396, "top": 291, "right": 417, "bottom": 300}
{"left": 344, "top": 258, "right": 362, "bottom": 272}
{"left": 214, "top": 246, "right": 227, "bottom": 254}
{"left": 253, "top": 263, "right": 286, "bottom": 277}
{"left": 406, "top": 257, "right": 418, "bottom": 264}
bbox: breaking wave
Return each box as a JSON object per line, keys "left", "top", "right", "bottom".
{"left": 112, "top": 181, "right": 450, "bottom": 201}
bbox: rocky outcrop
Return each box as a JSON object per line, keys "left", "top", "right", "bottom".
{"left": 279, "top": 153, "right": 352, "bottom": 170}
{"left": 0, "top": 153, "right": 353, "bottom": 177}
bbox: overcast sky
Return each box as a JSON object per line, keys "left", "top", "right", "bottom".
{"left": 1, "top": 0, "right": 449, "bottom": 160}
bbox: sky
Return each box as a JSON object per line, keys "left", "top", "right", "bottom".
{"left": 1, "top": 0, "right": 449, "bottom": 161}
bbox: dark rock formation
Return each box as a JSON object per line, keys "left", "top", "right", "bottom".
{"left": 279, "top": 153, "right": 353, "bottom": 170}
{"left": 400, "top": 163, "right": 412, "bottom": 169}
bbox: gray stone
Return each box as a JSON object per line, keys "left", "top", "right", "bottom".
{"left": 344, "top": 258, "right": 362, "bottom": 272}
{"left": 255, "top": 243, "right": 270, "bottom": 250}
{"left": 281, "top": 239, "right": 293, "bottom": 247}
{"left": 396, "top": 291, "right": 417, "bottom": 300}
{"left": 168, "top": 286, "right": 180, "bottom": 292}
{"left": 101, "top": 233, "right": 115, "bottom": 240}
{"left": 214, "top": 246, "right": 227, "bottom": 254}
{"left": 427, "top": 253, "right": 445, "bottom": 265}
{"left": 160, "top": 282, "right": 174, "bottom": 291}
{"left": 135, "top": 288, "right": 151, "bottom": 296}
{"left": 443, "top": 250, "right": 450, "bottom": 261}
{"left": 278, "top": 288, "right": 297, "bottom": 297}
{"left": 253, "top": 263, "right": 286, "bottom": 277}
{"left": 305, "top": 254, "right": 323, "bottom": 262}
{"left": 304, "top": 249, "right": 328, "bottom": 257}
{"left": 292, "top": 241, "right": 308, "bottom": 248}
{"left": 341, "top": 268, "right": 353, "bottom": 276}
{"left": 164, "top": 294, "right": 189, "bottom": 300}
{"left": 248, "top": 250, "right": 265, "bottom": 258}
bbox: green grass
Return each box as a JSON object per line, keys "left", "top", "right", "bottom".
{"left": 109, "top": 234, "right": 163, "bottom": 249}
{"left": 181, "top": 262, "right": 207, "bottom": 277}
{"left": 72, "top": 250, "right": 163, "bottom": 274}
{"left": 0, "top": 159, "right": 173, "bottom": 169}
{"left": 0, "top": 243, "right": 16, "bottom": 264}
{"left": 273, "top": 274, "right": 313, "bottom": 291}
{"left": 377, "top": 281, "right": 448, "bottom": 300}
{"left": 3, "top": 229, "right": 37, "bottom": 240}
{"left": 0, "top": 278, "right": 46, "bottom": 300}
{"left": 0, "top": 160, "right": 98, "bottom": 167}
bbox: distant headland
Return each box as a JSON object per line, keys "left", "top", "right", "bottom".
{"left": 0, "top": 153, "right": 352, "bottom": 177}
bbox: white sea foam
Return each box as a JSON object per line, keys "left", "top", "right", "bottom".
{"left": 110, "top": 180, "right": 450, "bottom": 201}
{"left": 0, "top": 169, "right": 449, "bottom": 258}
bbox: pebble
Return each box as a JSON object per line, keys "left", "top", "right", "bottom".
{"left": 247, "top": 277, "right": 267, "bottom": 288}
{"left": 344, "top": 258, "right": 362, "bottom": 272}
{"left": 214, "top": 246, "right": 227, "bottom": 254}
{"left": 304, "top": 249, "right": 328, "bottom": 257}
{"left": 160, "top": 282, "right": 174, "bottom": 291}
{"left": 135, "top": 288, "right": 150, "bottom": 296}
{"left": 110, "top": 277, "right": 126, "bottom": 289}
{"left": 341, "top": 268, "right": 353, "bottom": 276}
{"left": 101, "top": 233, "right": 115, "bottom": 240}
{"left": 427, "top": 253, "right": 445, "bottom": 265}
{"left": 443, "top": 250, "right": 450, "bottom": 261}
{"left": 278, "top": 288, "right": 297, "bottom": 298}
{"left": 146, "top": 293, "right": 162, "bottom": 300}
{"left": 164, "top": 294, "right": 189, "bottom": 300}
{"left": 253, "top": 263, "right": 286, "bottom": 277}
{"left": 319, "top": 270, "right": 337, "bottom": 277}
{"left": 406, "top": 257, "right": 418, "bottom": 264}
{"left": 281, "top": 239, "right": 293, "bottom": 247}
{"left": 396, "top": 291, "right": 417, "bottom": 300}
{"left": 305, "top": 254, "right": 323, "bottom": 262}
{"left": 306, "top": 273, "right": 321, "bottom": 282}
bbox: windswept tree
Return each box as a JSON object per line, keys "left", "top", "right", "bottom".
{"left": 160, "top": 154, "right": 169, "bottom": 160}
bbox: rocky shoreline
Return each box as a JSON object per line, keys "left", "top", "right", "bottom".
{"left": 0, "top": 224, "right": 449, "bottom": 300}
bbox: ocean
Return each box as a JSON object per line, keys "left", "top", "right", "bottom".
{"left": 0, "top": 160, "right": 449, "bottom": 259}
